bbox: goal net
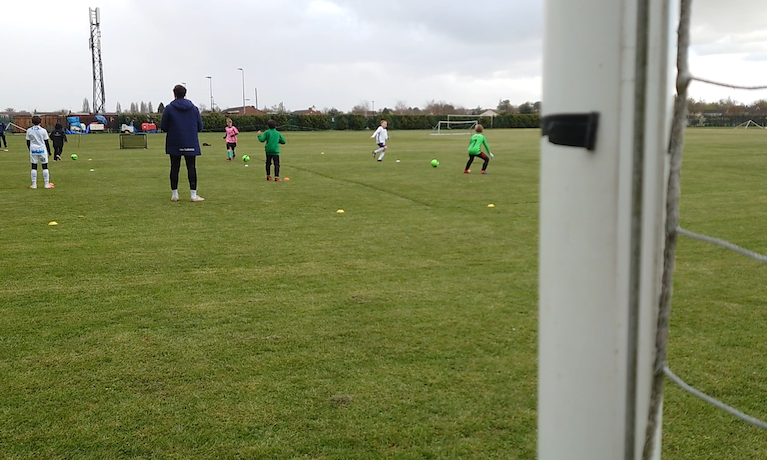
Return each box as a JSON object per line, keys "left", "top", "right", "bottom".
{"left": 430, "top": 120, "right": 477, "bottom": 136}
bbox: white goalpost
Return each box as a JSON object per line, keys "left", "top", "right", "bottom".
{"left": 734, "top": 119, "right": 765, "bottom": 129}
{"left": 539, "top": 1, "right": 677, "bottom": 460}
{"left": 430, "top": 119, "right": 477, "bottom": 136}
{"left": 446, "top": 114, "right": 479, "bottom": 122}
{"left": 8, "top": 122, "right": 28, "bottom": 133}
{"left": 541, "top": 1, "right": 767, "bottom": 458}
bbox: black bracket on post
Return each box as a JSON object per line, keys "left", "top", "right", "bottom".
{"left": 541, "top": 112, "right": 599, "bottom": 151}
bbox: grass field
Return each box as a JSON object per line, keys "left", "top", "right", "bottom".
{"left": 0, "top": 128, "right": 765, "bottom": 459}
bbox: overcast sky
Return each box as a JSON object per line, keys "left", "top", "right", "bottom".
{"left": 4, "top": 0, "right": 767, "bottom": 113}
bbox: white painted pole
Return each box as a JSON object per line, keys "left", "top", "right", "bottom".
{"left": 206, "top": 76, "right": 213, "bottom": 112}
{"left": 538, "top": 0, "right": 676, "bottom": 459}
{"left": 238, "top": 68, "right": 246, "bottom": 114}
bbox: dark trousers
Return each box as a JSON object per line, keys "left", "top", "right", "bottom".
{"left": 266, "top": 154, "right": 280, "bottom": 177}
{"left": 466, "top": 152, "right": 490, "bottom": 171}
{"left": 53, "top": 144, "right": 64, "bottom": 158}
{"left": 0, "top": 132, "right": 6, "bottom": 148}
{"left": 170, "top": 155, "right": 197, "bottom": 190}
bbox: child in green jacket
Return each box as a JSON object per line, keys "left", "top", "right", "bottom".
{"left": 257, "top": 119, "right": 286, "bottom": 181}
{"left": 464, "top": 124, "right": 493, "bottom": 174}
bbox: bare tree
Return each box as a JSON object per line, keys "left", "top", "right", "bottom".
{"left": 423, "top": 100, "right": 455, "bottom": 115}
{"left": 686, "top": 98, "right": 706, "bottom": 114}
{"left": 468, "top": 105, "right": 483, "bottom": 115}
{"left": 267, "top": 102, "right": 288, "bottom": 114}
{"left": 115, "top": 102, "right": 122, "bottom": 113}
{"left": 518, "top": 102, "right": 535, "bottom": 114}
{"left": 497, "top": 99, "right": 514, "bottom": 113}
{"left": 351, "top": 101, "right": 370, "bottom": 115}
{"left": 148, "top": 101, "right": 154, "bottom": 113}
{"left": 82, "top": 98, "right": 91, "bottom": 113}
{"left": 130, "top": 102, "right": 137, "bottom": 113}
{"left": 140, "top": 101, "right": 147, "bottom": 113}
{"left": 394, "top": 100, "right": 409, "bottom": 115}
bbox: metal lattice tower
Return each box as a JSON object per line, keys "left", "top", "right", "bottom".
{"left": 89, "top": 7, "right": 105, "bottom": 114}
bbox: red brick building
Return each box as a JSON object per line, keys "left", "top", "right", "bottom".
{"left": 292, "top": 106, "right": 322, "bottom": 115}
{"left": 223, "top": 106, "right": 265, "bottom": 115}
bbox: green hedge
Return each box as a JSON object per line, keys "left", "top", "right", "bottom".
{"left": 119, "top": 113, "right": 541, "bottom": 132}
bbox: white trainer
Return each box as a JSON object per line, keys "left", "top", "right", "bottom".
{"left": 171, "top": 195, "right": 179, "bottom": 202}
{"left": 29, "top": 184, "right": 37, "bottom": 189}
{"left": 190, "top": 195, "right": 205, "bottom": 202}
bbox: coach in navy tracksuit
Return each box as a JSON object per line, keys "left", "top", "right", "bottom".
{"left": 160, "top": 84, "right": 204, "bottom": 202}
{"left": 0, "top": 120, "right": 7, "bottom": 150}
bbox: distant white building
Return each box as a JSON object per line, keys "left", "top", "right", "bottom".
{"left": 480, "top": 109, "right": 499, "bottom": 117}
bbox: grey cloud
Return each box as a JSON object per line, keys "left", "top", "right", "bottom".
{"left": 690, "top": 0, "right": 767, "bottom": 58}
{"left": 2, "top": 0, "right": 540, "bottom": 112}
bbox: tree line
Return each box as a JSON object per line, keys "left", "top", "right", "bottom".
{"left": 65, "top": 95, "right": 544, "bottom": 117}
{"left": 342, "top": 99, "right": 542, "bottom": 116}
{"left": 687, "top": 97, "right": 767, "bottom": 115}
{"left": 79, "top": 98, "right": 160, "bottom": 114}
{"left": 116, "top": 112, "right": 540, "bottom": 132}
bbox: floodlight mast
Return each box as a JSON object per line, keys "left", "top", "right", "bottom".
{"left": 89, "top": 7, "right": 106, "bottom": 114}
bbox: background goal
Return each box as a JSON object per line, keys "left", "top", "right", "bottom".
{"left": 430, "top": 119, "right": 477, "bottom": 136}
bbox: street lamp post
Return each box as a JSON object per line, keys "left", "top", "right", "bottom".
{"left": 237, "top": 68, "right": 246, "bottom": 114}
{"left": 372, "top": 100, "right": 375, "bottom": 115}
{"left": 205, "top": 76, "right": 213, "bottom": 111}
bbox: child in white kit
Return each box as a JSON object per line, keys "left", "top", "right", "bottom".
{"left": 26, "top": 116, "right": 54, "bottom": 189}
{"left": 371, "top": 120, "right": 388, "bottom": 162}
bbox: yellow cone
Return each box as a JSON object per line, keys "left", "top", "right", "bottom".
{"left": 487, "top": 204, "right": 495, "bottom": 208}
{"left": 48, "top": 221, "right": 58, "bottom": 226}
{"left": 336, "top": 209, "right": 345, "bottom": 214}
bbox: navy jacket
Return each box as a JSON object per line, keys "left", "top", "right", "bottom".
{"left": 161, "top": 98, "right": 203, "bottom": 156}
{"left": 50, "top": 128, "right": 67, "bottom": 146}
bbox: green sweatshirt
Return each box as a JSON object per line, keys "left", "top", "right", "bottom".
{"left": 468, "top": 133, "right": 490, "bottom": 156}
{"left": 258, "top": 128, "right": 286, "bottom": 154}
